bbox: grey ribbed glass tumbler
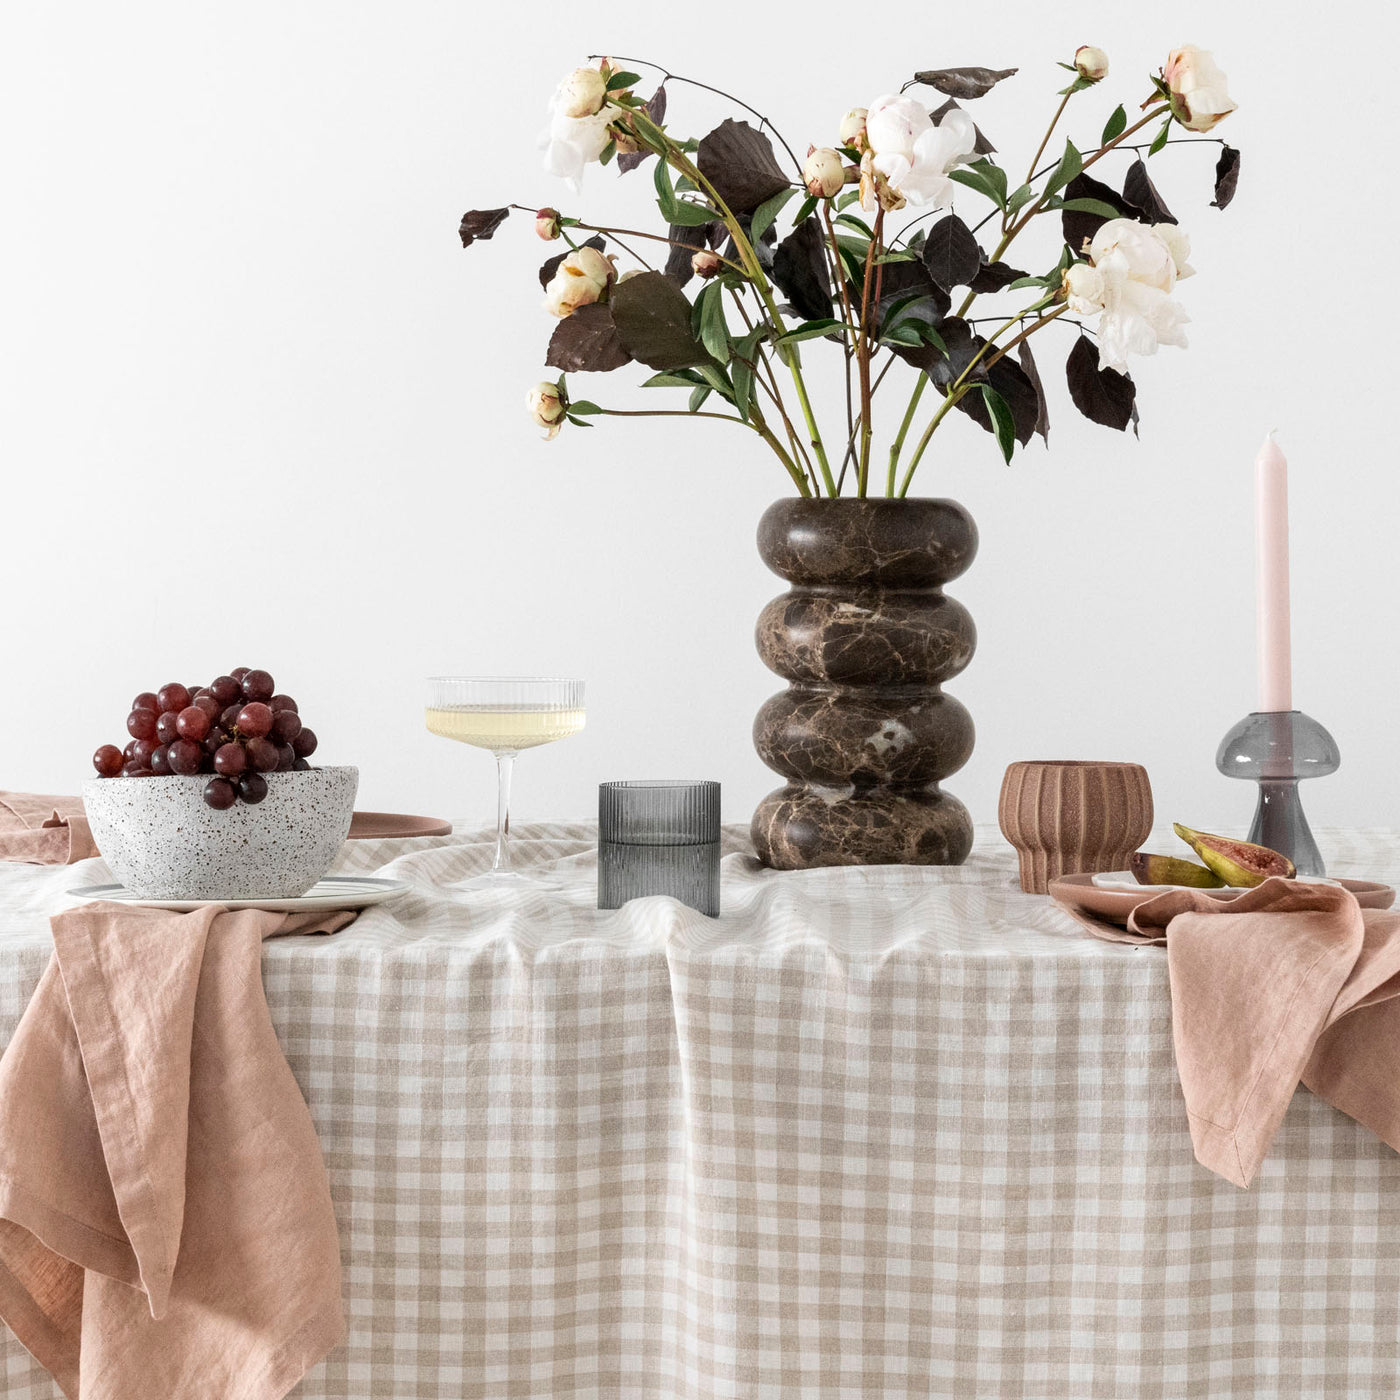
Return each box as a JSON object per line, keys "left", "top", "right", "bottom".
{"left": 598, "top": 781, "right": 721, "bottom": 917}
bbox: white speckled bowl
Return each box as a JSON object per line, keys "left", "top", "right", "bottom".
{"left": 81, "top": 766, "right": 359, "bottom": 900}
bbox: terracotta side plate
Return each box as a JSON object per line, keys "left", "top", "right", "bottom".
{"left": 1049, "top": 872, "right": 1396, "bottom": 926}
{"left": 348, "top": 812, "right": 453, "bottom": 840}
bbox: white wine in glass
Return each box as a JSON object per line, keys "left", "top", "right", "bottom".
{"left": 425, "top": 677, "right": 585, "bottom": 878}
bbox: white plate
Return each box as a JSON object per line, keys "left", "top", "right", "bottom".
{"left": 66, "top": 875, "right": 408, "bottom": 913}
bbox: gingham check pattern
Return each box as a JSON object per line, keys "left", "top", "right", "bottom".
{"left": 2, "top": 825, "right": 1399, "bottom": 1399}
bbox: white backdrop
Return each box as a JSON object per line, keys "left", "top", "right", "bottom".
{"left": 3, "top": 1, "right": 1395, "bottom": 842}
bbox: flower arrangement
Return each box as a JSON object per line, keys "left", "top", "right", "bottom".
{"left": 459, "top": 45, "right": 1238, "bottom": 498}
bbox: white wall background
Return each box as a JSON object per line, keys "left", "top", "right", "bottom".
{"left": 2, "top": 1, "right": 1395, "bottom": 841}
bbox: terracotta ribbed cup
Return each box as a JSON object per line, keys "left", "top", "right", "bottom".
{"left": 998, "top": 761, "right": 1153, "bottom": 894}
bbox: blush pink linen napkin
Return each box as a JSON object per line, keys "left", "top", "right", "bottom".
{"left": 1079, "top": 878, "right": 1400, "bottom": 1188}
{"left": 0, "top": 793, "right": 97, "bottom": 865}
{"left": 0, "top": 901, "right": 351, "bottom": 1399}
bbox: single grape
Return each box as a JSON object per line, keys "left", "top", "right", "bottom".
{"left": 93, "top": 744, "right": 124, "bottom": 777}
{"left": 236, "top": 702, "right": 274, "bottom": 738}
{"left": 220, "top": 704, "right": 243, "bottom": 733}
{"left": 167, "top": 739, "right": 203, "bottom": 775}
{"left": 132, "top": 691, "right": 159, "bottom": 713}
{"left": 291, "top": 727, "right": 318, "bottom": 759}
{"left": 123, "top": 739, "right": 138, "bottom": 762}
{"left": 202, "top": 777, "right": 238, "bottom": 811}
{"left": 292, "top": 757, "right": 310, "bottom": 771}
{"left": 157, "top": 683, "right": 191, "bottom": 714}
{"left": 245, "top": 737, "right": 280, "bottom": 773}
{"left": 122, "top": 763, "right": 155, "bottom": 777}
{"left": 126, "top": 709, "right": 157, "bottom": 741}
{"left": 210, "top": 675, "right": 241, "bottom": 705}
{"left": 131, "top": 737, "right": 158, "bottom": 767}
{"left": 193, "top": 693, "right": 222, "bottom": 721}
{"left": 270, "top": 708, "right": 302, "bottom": 744}
{"left": 276, "top": 743, "right": 296, "bottom": 771}
{"left": 202, "top": 726, "right": 231, "bottom": 755}
{"left": 149, "top": 744, "right": 172, "bottom": 775}
{"left": 241, "top": 669, "right": 275, "bottom": 703}
{"left": 213, "top": 742, "right": 248, "bottom": 776}
{"left": 156, "top": 710, "right": 181, "bottom": 745}
{"left": 269, "top": 694, "right": 299, "bottom": 715}
{"left": 230, "top": 667, "right": 251, "bottom": 682}
{"left": 238, "top": 772, "right": 269, "bottom": 805}
{"left": 176, "top": 706, "right": 212, "bottom": 742}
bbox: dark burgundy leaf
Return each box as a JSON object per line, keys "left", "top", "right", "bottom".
{"left": 544, "top": 303, "right": 632, "bottom": 373}
{"left": 1123, "top": 159, "right": 1176, "bottom": 224}
{"left": 538, "top": 235, "right": 606, "bottom": 291}
{"left": 969, "top": 258, "right": 1030, "bottom": 294}
{"left": 878, "top": 258, "right": 949, "bottom": 320}
{"left": 458, "top": 207, "right": 509, "bottom": 248}
{"left": 913, "top": 66, "right": 1017, "bottom": 100}
{"left": 772, "top": 218, "right": 833, "bottom": 322}
{"left": 697, "top": 119, "right": 790, "bottom": 215}
{"left": 610, "top": 270, "right": 707, "bottom": 370}
{"left": 1212, "top": 145, "right": 1241, "bottom": 210}
{"left": 922, "top": 214, "right": 982, "bottom": 292}
{"left": 1065, "top": 334, "right": 1135, "bottom": 431}
{"left": 931, "top": 98, "right": 996, "bottom": 155}
{"left": 722, "top": 213, "right": 776, "bottom": 274}
{"left": 1018, "top": 338, "right": 1049, "bottom": 442}
{"left": 928, "top": 318, "right": 986, "bottom": 388}
{"left": 617, "top": 86, "right": 668, "bottom": 174}
{"left": 1060, "top": 173, "right": 1144, "bottom": 254}
{"left": 957, "top": 354, "right": 1039, "bottom": 446}
{"left": 664, "top": 222, "right": 710, "bottom": 285}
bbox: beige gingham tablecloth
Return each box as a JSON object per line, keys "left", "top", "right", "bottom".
{"left": 2, "top": 823, "right": 1399, "bottom": 1400}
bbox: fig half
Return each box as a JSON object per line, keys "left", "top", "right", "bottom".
{"left": 1130, "top": 852, "right": 1225, "bottom": 888}
{"left": 1172, "top": 823, "right": 1295, "bottom": 887}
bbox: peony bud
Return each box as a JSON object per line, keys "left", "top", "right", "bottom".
{"left": 526, "top": 382, "right": 567, "bottom": 440}
{"left": 839, "top": 107, "right": 868, "bottom": 152}
{"left": 535, "top": 208, "right": 562, "bottom": 241}
{"left": 557, "top": 66, "right": 608, "bottom": 120}
{"left": 1163, "top": 44, "right": 1237, "bottom": 132}
{"left": 803, "top": 146, "right": 846, "bottom": 199}
{"left": 691, "top": 249, "right": 722, "bottom": 280}
{"left": 542, "top": 245, "right": 616, "bottom": 317}
{"left": 1074, "top": 46, "right": 1109, "bottom": 81}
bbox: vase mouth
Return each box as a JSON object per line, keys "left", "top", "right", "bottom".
{"left": 1010, "top": 760, "right": 1146, "bottom": 769}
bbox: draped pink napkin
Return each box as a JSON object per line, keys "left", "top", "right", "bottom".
{"left": 0, "top": 792, "right": 97, "bottom": 865}
{"left": 1081, "top": 878, "right": 1400, "bottom": 1188}
{"left": 0, "top": 901, "right": 350, "bottom": 1399}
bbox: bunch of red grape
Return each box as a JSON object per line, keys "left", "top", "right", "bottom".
{"left": 92, "top": 668, "right": 320, "bottom": 810}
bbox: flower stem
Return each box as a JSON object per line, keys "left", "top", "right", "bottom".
{"left": 886, "top": 373, "right": 928, "bottom": 496}
{"left": 855, "top": 208, "right": 884, "bottom": 497}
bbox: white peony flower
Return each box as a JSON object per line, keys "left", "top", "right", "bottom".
{"left": 540, "top": 69, "right": 624, "bottom": 191}
{"left": 1064, "top": 218, "right": 1191, "bottom": 373}
{"left": 557, "top": 66, "right": 607, "bottom": 120}
{"left": 542, "top": 245, "right": 615, "bottom": 318}
{"left": 803, "top": 146, "right": 846, "bottom": 198}
{"left": 1163, "top": 45, "right": 1237, "bottom": 132}
{"left": 1152, "top": 223, "right": 1195, "bottom": 280}
{"left": 860, "top": 94, "right": 976, "bottom": 214}
{"left": 1074, "top": 46, "right": 1109, "bottom": 81}
{"left": 526, "top": 382, "right": 567, "bottom": 440}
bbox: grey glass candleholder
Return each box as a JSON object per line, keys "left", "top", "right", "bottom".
{"left": 598, "top": 781, "right": 721, "bottom": 917}
{"left": 1215, "top": 711, "right": 1340, "bottom": 877}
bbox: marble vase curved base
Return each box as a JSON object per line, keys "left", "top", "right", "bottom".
{"left": 751, "top": 498, "right": 977, "bottom": 870}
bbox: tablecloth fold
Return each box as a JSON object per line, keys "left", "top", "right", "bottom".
{"left": 0, "top": 902, "right": 350, "bottom": 1400}
{"left": 0, "top": 794, "right": 96, "bottom": 866}
{"left": 1125, "top": 878, "right": 1400, "bottom": 1187}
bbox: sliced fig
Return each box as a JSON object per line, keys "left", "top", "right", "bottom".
{"left": 1130, "top": 852, "right": 1224, "bottom": 888}
{"left": 1172, "top": 823, "right": 1295, "bottom": 887}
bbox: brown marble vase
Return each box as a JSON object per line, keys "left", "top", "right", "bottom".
{"left": 751, "top": 498, "right": 977, "bottom": 869}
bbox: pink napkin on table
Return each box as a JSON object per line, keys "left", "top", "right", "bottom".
{"left": 1087, "top": 878, "right": 1400, "bottom": 1188}
{"left": 0, "top": 901, "right": 351, "bottom": 1399}
{"left": 0, "top": 792, "right": 97, "bottom": 865}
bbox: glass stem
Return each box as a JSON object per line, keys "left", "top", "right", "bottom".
{"left": 492, "top": 750, "right": 516, "bottom": 873}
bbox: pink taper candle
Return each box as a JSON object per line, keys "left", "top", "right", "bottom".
{"left": 1255, "top": 432, "right": 1292, "bottom": 712}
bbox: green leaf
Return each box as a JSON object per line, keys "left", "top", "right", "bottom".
{"left": 1148, "top": 116, "right": 1172, "bottom": 156}
{"left": 750, "top": 187, "right": 797, "bottom": 245}
{"left": 949, "top": 166, "right": 1004, "bottom": 208}
{"left": 1102, "top": 104, "right": 1127, "bottom": 144}
{"left": 730, "top": 327, "right": 765, "bottom": 423}
{"left": 1006, "top": 275, "right": 1049, "bottom": 290}
{"left": 1006, "top": 183, "right": 1035, "bottom": 215}
{"left": 653, "top": 159, "right": 678, "bottom": 220}
{"left": 836, "top": 189, "right": 861, "bottom": 210}
{"left": 772, "top": 318, "right": 845, "bottom": 346}
{"left": 697, "top": 363, "right": 735, "bottom": 400}
{"left": 605, "top": 70, "right": 641, "bottom": 90}
{"left": 793, "top": 194, "right": 820, "bottom": 226}
{"left": 598, "top": 140, "right": 616, "bottom": 167}
{"left": 697, "top": 282, "right": 729, "bottom": 362}
{"left": 564, "top": 414, "right": 594, "bottom": 428}
{"left": 980, "top": 384, "right": 1016, "bottom": 463}
{"left": 566, "top": 400, "right": 602, "bottom": 415}
{"left": 669, "top": 199, "right": 718, "bottom": 227}
{"left": 1044, "top": 138, "right": 1082, "bottom": 197}
{"left": 1057, "top": 197, "right": 1122, "bottom": 219}
{"left": 642, "top": 371, "right": 704, "bottom": 389}
{"left": 872, "top": 251, "right": 916, "bottom": 265}
{"left": 834, "top": 212, "right": 875, "bottom": 239}
{"left": 688, "top": 386, "right": 712, "bottom": 413}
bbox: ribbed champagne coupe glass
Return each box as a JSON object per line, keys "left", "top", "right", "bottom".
{"left": 426, "top": 677, "right": 585, "bottom": 878}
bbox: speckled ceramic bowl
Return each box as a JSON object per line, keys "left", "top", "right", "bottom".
{"left": 81, "top": 766, "right": 359, "bottom": 900}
